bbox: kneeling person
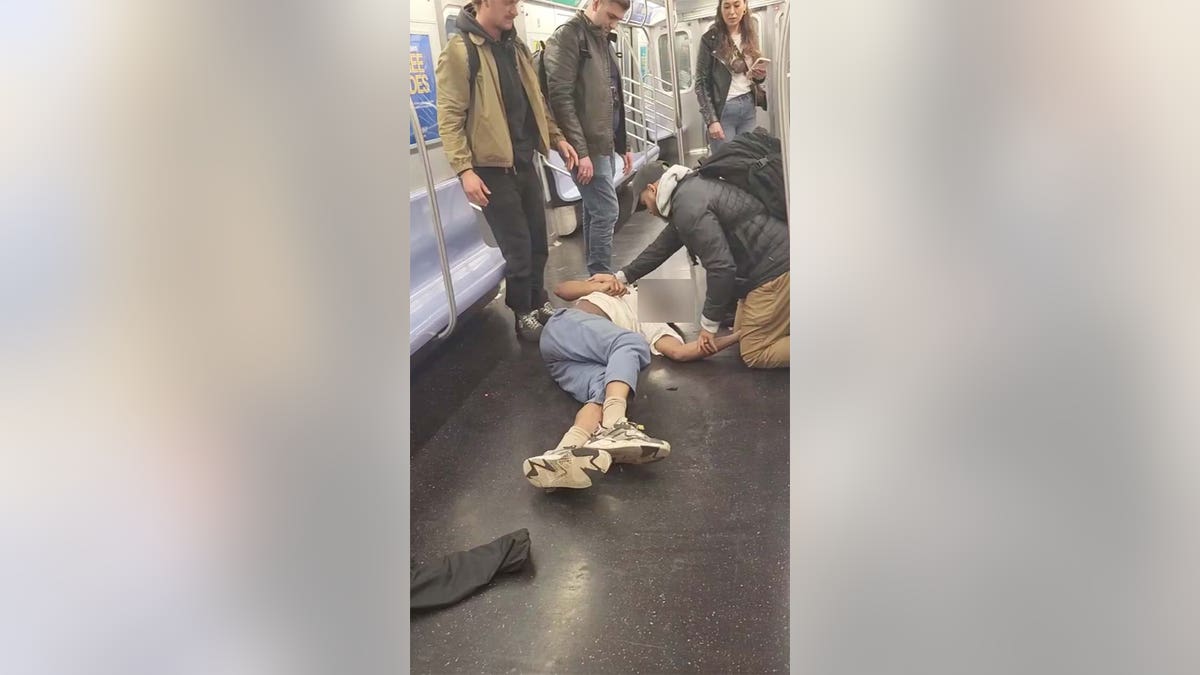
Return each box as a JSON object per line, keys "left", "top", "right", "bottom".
{"left": 525, "top": 275, "right": 741, "bottom": 489}
{"left": 617, "top": 161, "right": 790, "bottom": 368}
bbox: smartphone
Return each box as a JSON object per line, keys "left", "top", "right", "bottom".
{"left": 751, "top": 57, "right": 771, "bottom": 68}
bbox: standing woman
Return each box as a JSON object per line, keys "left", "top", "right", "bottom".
{"left": 694, "top": 0, "right": 767, "bottom": 153}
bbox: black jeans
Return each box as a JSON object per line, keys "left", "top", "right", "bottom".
{"left": 476, "top": 159, "right": 549, "bottom": 315}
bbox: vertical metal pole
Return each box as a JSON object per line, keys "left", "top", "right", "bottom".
{"left": 409, "top": 98, "right": 458, "bottom": 338}
{"left": 775, "top": 2, "right": 789, "bottom": 220}
{"left": 663, "top": 0, "right": 685, "bottom": 164}
{"left": 432, "top": 0, "right": 450, "bottom": 46}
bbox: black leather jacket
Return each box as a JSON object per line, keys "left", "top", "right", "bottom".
{"left": 694, "top": 25, "right": 767, "bottom": 127}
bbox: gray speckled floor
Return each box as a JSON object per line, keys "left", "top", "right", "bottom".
{"left": 411, "top": 210, "right": 789, "bottom": 674}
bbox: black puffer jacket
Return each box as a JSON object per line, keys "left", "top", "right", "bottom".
{"left": 620, "top": 174, "right": 788, "bottom": 324}
{"left": 694, "top": 25, "right": 767, "bottom": 127}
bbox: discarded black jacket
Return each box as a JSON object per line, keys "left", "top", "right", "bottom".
{"left": 411, "top": 528, "right": 531, "bottom": 611}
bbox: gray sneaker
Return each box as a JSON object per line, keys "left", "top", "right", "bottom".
{"left": 583, "top": 419, "right": 671, "bottom": 464}
{"left": 535, "top": 301, "right": 556, "bottom": 325}
{"left": 515, "top": 310, "right": 543, "bottom": 342}
{"left": 523, "top": 446, "right": 613, "bottom": 489}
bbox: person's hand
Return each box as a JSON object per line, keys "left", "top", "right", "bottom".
{"left": 698, "top": 329, "right": 718, "bottom": 355}
{"left": 588, "top": 273, "right": 626, "bottom": 296}
{"left": 750, "top": 63, "right": 767, "bottom": 79}
{"left": 557, "top": 141, "right": 578, "bottom": 171}
{"left": 460, "top": 169, "right": 490, "bottom": 207}
{"left": 576, "top": 156, "right": 594, "bottom": 184}
{"left": 708, "top": 122, "right": 725, "bottom": 141}
{"left": 622, "top": 151, "right": 633, "bottom": 176}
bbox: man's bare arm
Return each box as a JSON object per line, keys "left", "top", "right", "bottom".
{"left": 554, "top": 279, "right": 623, "bottom": 301}
{"left": 654, "top": 331, "right": 742, "bottom": 362}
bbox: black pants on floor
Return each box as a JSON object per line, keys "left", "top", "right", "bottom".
{"left": 476, "top": 161, "right": 549, "bottom": 315}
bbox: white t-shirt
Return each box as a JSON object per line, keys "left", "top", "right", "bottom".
{"left": 726, "top": 32, "right": 754, "bottom": 100}
{"left": 579, "top": 286, "right": 679, "bottom": 356}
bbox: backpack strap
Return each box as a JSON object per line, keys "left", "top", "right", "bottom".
{"left": 464, "top": 36, "right": 480, "bottom": 111}
{"left": 577, "top": 22, "right": 590, "bottom": 59}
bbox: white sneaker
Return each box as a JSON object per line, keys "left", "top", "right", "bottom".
{"left": 523, "top": 446, "right": 613, "bottom": 489}
{"left": 583, "top": 419, "right": 671, "bottom": 464}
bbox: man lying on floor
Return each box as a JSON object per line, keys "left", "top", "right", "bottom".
{"left": 524, "top": 275, "right": 740, "bottom": 490}
{"left": 613, "top": 161, "right": 790, "bottom": 368}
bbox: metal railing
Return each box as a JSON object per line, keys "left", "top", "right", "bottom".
{"left": 409, "top": 98, "right": 458, "bottom": 339}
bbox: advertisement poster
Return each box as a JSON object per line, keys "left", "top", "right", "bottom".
{"left": 409, "top": 33, "right": 438, "bottom": 145}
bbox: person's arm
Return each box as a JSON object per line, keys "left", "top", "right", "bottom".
{"left": 694, "top": 33, "right": 719, "bottom": 127}
{"left": 434, "top": 37, "right": 474, "bottom": 177}
{"left": 544, "top": 27, "right": 588, "bottom": 158}
{"left": 553, "top": 278, "right": 621, "bottom": 302}
{"left": 679, "top": 208, "right": 738, "bottom": 334}
{"left": 654, "top": 331, "right": 742, "bottom": 362}
{"left": 618, "top": 222, "right": 684, "bottom": 285}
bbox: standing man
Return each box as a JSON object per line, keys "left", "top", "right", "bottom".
{"left": 436, "top": 0, "right": 579, "bottom": 342}
{"left": 544, "top": 0, "right": 634, "bottom": 277}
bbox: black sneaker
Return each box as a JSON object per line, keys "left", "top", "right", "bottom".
{"left": 515, "top": 311, "right": 543, "bottom": 342}
{"left": 535, "top": 301, "right": 556, "bottom": 325}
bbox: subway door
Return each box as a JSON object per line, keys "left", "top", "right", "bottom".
{"left": 752, "top": 9, "right": 772, "bottom": 135}
{"left": 675, "top": 21, "right": 705, "bottom": 165}
{"left": 650, "top": 23, "right": 700, "bottom": 165}
{"left": 522, "top": 4, "right": 579, "bottom": 239}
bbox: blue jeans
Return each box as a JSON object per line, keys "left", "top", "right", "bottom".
{"left": 540, "top": 309, "right": 650, "bottom": 404}
{"left": 709, "top": 92, "right": 758, "bottom": 154}
{"left": 575, "top": 154, "right": 618, "bottom": 276}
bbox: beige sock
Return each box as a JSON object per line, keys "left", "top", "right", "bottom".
{"left": 601, "top": 397, "right": 627, "bottom": 428}
{"left": 556, "top": 425, "right": 592, "bottom": 450}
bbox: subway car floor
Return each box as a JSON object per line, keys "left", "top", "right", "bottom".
{"left": 410, "top": 210, "right": 789, "bottom": 674}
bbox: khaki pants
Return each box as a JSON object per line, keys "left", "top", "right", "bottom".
{"left": 734, "top": 272, "right": 789, "bottom": 368}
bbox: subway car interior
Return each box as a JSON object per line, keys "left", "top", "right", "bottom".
{"left": 409, "top": 0, "right": 791, "bottom": 671}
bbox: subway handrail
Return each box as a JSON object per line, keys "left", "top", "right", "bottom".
{"left": 663, "top": 0, "right": 685, "bottom": 162}
{"left": 623, "top": 115, "right": 671, "bottom": 138}
{"left": 620, "top": 85, "right": 673, "bottom": 106}
{"left": 409, "top": 98, "right": 458, "bottom": 339}
{"left": 623, "top": 108, "right": 673, "bottom": 136}
{"left": 539, "top": 153, "right": 574, "bottom": 177}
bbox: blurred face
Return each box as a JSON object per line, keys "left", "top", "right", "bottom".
{"left": 721, "top": 0, "right": 746, "bottom": 30}
{"left": 590, "top": 0, "right": 628, "bottom": 32}
{"left": 479, "top": 0, "right": 521, "bottom": 32}
{"left": 640, "top": 183, "right": 661, "bottom": 217}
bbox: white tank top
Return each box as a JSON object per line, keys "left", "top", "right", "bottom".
{"left": 580, "top": 287, "right": 676, "bottom": 355}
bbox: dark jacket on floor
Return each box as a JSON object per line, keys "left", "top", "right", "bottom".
{"left": 411, "top": 529, "right": 532, "bottom": 611}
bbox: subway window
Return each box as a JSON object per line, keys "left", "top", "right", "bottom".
{"left": 657, "top": 31, "right": 691, "bottom": 93}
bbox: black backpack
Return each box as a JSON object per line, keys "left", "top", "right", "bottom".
{"left": 532, "top": 22, "right": 590, "bottom": 101}
{"left": 695, "top": 128, "right": 788, "bottom": 222}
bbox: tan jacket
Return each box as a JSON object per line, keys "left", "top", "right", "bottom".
{"left": 435, "top": 30, "right": 564, "bottom": 176}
